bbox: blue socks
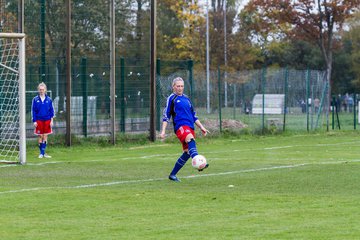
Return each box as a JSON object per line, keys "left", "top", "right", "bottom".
{"left": 169, "top": 139, "right": 199, "bottom": 177}
{"left": 39, "top": 141, "right": 47, "bottom": 155}
{"left": 43, "top": 141, "right": 47, "bottom": 155}
{"left": 39, "top": 143, "right": 43, "bottom": 155}
{"left": 170, "top": 152, "right": 190, "bottom": 176}
{"left": 188, "top": 139, "right": 198, "bottom": 159}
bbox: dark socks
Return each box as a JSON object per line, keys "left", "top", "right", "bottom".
{"left": 39, "top": 141, "right": 47, "bottom": 155}
{"left": 170, "top": 152, "right": 190, "bottom": 176}
{"left": 188, "top": 139, "right": 198, "bottom": 158}
{"left": 43, "top": 141, "right": 47, "bottom": 155}
{"left": 38, "top": 143, "right": 43, "bottom": 155}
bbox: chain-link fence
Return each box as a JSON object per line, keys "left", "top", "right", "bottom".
{"left": 160, "top": 66, "right": 332, "bottom": 134}
{"left": 24, "top": 57, "right": 360, "bottom": 138}
{"left": 2, "top": 0, "right": 359, "bottom": 139}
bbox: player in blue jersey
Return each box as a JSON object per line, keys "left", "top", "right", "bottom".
{"left": 160, "top": 77, "right": 209, "bottom": 182}
{"left": 32, "top": 82, "right": 55, "bottom": 158}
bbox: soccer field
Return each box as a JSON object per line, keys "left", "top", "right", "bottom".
{"left": 1, "top": 132, "right": 360, "bottom": 239}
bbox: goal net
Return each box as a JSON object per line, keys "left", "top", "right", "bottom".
{"left": 0, "top": 33, "right": 26, "bottom": 164}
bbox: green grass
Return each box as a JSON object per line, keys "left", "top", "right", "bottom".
{"left": 1, "top": 132, "right": 360, "bottom": 239}
{"left": 197, "top": 107, "right": 358, "bottom": 132}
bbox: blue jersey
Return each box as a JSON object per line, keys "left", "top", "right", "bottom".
{"left": 163, "top": 93, "right": 198, "bottom": 132}
{"left": 31, "top": 94, "right": 55, "bottom": 122}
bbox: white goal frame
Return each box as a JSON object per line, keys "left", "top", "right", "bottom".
{"left": 0, "top": 33, "right": 26, "bottom": 164}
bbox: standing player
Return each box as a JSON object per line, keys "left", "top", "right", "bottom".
{"left": 160, "top": 77, "right": 209, "bottom": 182}
{"left": 32, "top": 82, "right": 55, "bottom": 158}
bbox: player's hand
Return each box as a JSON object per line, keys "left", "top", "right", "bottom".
{"left": 33, "top": 122, "right": 37, "bottom": 128}
{"left": 201, "top": 128, "right": 210, "bottom": 136}
{"left": 160, "top": 132, "right": 166, "bottom": 139}
{"left": 50, "top": 120, "right": 54, "bottom": 127}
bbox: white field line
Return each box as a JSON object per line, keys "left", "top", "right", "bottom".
{"left": 129, "top": 144, "right": 170, "bottom": 150}
{"left": 1, "top": 160, "right": 360, "bottom": 195}
{"left": 264, "top": 146, "right": 294, "bottom": 150}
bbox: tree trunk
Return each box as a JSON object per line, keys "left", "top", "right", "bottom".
{"left": 325, "top": 49, "right": 333, "bottom": 132}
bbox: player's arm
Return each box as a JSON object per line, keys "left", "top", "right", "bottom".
{"left": 31, "top": 98, "right": 37, "bottom": 128}
{"left": 160, "top": 96, "right": 173, "bottom": 139}
{"left": 160, "top": 121, "right": 168, "bottom": 139}
{"left": 195, "top": 120, "right": 209, "bottom": 136}
{"left": 190, "top": 101, "right": 209, "bottom": 136}
{"left": 49, "top": 98, "right": 55, "bottom": 127}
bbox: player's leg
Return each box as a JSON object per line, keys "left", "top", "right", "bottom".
{"left": 169, "top": 127, "right": 192, "bottom": 182}
{"left": 185, "top": 133, "right": 198, "bottom": 158}
{"left": 168, "top": 149, "right": 190, "bottom": 182}
{"left": 42, "top": 134, "right": 51, "bottom": 158}
{"left": 185, "top": 131, "right": 209, "bottom": 171}
{"left": 42, "top": 120, "right": 52, "bottom": 158}
{"left": 38, "top": 135, "right": 44, "bottom": 158}
{"left": 35, "top": 120, "right": 45, "bottom": 158}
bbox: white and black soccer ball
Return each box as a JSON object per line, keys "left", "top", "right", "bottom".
{"left": 192, "top": 155, "right": 207, "bottom": 170}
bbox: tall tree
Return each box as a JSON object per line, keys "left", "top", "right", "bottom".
{"left": 347, "top": 11, "right": 360, "bottom": 91}
{"left": 244, "top": 0, "right": 359, "bottom": 93}
{"left": 158, "top": 0, "right": 205, "bottom": 61}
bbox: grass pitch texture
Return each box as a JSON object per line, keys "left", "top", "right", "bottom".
{"left": 1, "top": 132, "right": 360, "bottom": 239}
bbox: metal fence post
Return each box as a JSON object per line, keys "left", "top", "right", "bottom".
{"left": 40, "top": 0, "right": 46, "bottom": 82}
{"left": 218, "top": 66, "right": 222, "bottom": 132}
{"left": 354, "top": 93, "right": 357, "bottom": 130}
{"left": 120, "top": 57, "right": 125, "bottom": 132}
{"left": 332, "top": 96, "right": 335, "bottom": 130}
{"left": 261, "top": 67, "right": 266, "bottom": 133}
{"left": 156, "top": 58, "right": 161, "bottom": 131}
{"left": 188, "top": 59, "right": 193, "bottom": 100}
{"left": 306, "top": 68, "right": 310, "bottom": 132}
{"left": 233, "top": 84, "right": 236, "bottom": 119}
{"left": 283, "top": 67, "right": 288, "bottom": 131}
{"left": 81, "top": 57, "right": 88, "bottom": 137}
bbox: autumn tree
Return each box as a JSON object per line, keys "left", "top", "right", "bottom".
{"left": 244, "top": 0, "right": 359, "bottom": 93}
{"left": 347, "top": 11, "right": 360, "bottom": 91}
{"left": 157, "top": 0, "right": 205, "bottom": 62}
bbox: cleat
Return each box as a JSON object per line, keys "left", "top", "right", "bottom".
{"left": 38, "top": 154, "right": 44, "bottom": 159}
{"left": 168, "top": 175, "right": 181, "bottom": 182}
{"left": 43, "top": 154, "right": 52, "bottom": 158}
{"left": 198, "top": 163, "right": 209, "bottom": 172}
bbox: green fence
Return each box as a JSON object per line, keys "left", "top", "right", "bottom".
{"left": 160, "top": 67, "right": 332, "bottom": 134}
{"left": 25, "top": 58, "right": 360, "bottom": 138}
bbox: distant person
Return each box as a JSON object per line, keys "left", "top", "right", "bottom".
{"left": 336, "top": 94, "right": 342, "bottom": 112}
{"left": 32, "top": 82, "right": 55, "bottom": 158}
{"left": 314, "top": 98, "right": 320, "bottom": 113}
{"left": 343, "top": 94, "right": 348, "bottom": 112}
{"left": 245, "top": 100, "right": 251, "bottom": 114}
{"left": 300, "top": 99, "right": 306, "bottom": 113}
{"left": 348, "top": 95, "right": 354, "bottom": 113}
{"left": 160, "top": 77, "right": 209, "bottom": 182}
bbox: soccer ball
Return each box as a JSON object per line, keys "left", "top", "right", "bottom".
{"left": 192, "top": 155, "right": 207, "bottom": 170}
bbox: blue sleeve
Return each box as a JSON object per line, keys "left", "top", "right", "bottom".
{"left": 191, "top": 101, "right": 198, "bottom": 122}
{"left": 49, "top": 98, "right": 55, "bottom": 118}
{"left": 31, "top": 98, "right": 36, "bottom": 122}
{"left": 162, "top": 95, "right": 173, "bottom": 122}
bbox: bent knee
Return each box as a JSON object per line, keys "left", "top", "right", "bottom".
{"left": 185, "top": 134, "right": 195, "bottom": 143}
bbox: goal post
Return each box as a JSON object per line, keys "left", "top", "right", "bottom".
{"left": 0, "top": 33, "right": 26, "bottom": 165}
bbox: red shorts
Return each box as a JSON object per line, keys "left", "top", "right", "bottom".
{"left": 34, "top": 120, "right": 53, "bottom": 135}
{"left": 176, "top": 126, "right": 195, "bottom": 150}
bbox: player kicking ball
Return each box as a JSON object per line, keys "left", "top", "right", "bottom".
{"left": 32, "top": 82, "right": 55, "bottom": 158}
{"left": 160, "top": 77, "right": 209, "bottom": 182}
